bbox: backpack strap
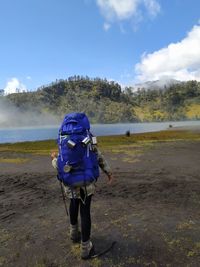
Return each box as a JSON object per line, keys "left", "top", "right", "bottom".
{"left": 80, "top": 186, "right": 87, "bottom": 205}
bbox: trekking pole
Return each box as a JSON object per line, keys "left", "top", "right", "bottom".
{"left": 58, "top": 178, "right": 69, "bottom": 217}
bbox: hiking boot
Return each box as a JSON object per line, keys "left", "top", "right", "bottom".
{"left": 81, "top": 240, "right": 95, "bottom": 260}
{"left": 70, "top": 224, "right": 81, "bottom": 243}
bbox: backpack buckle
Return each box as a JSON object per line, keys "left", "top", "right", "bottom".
{"left": 67, "top": 140, "right": 76, "bottom": 148}
{"left": 92, "top": 136, "right": 97, "bottom": 145}
{"left": 82, "top": 136, "right": 91, "bottom": 145}
{"left": 64, "top": 164, "right": 72, "bottom": 173}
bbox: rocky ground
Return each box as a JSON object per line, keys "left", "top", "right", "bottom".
{"left": 1, "top": 138, "right": 200, "bottom": 267}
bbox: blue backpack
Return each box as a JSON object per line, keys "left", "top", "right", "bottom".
{"left": 57, "top": 112, "right": 99, "bottom": 188}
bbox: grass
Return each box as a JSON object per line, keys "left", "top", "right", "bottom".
{"left": 0, "top": 130, "right": 199, "bottom": 156}
{"left": 0, "top": 140, "right": 57, "bottom": 155}
{"left": 186, "top": 104, "right": 200, "bottom": 119}
{"left": 0, "top": 158, "right": 30, "bottom": 164}
{"left": 98, "top": 130, "right": 200, "bottom": 148}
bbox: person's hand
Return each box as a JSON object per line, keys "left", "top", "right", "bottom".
{"left": 51, "top": 151, "right": 57, "bottom": 160}
{"left": 107, "top": 173, "right": 114, "bottom": 185}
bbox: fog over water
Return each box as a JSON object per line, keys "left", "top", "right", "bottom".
{"left": 0, "top": 97, "right": 200, "bottom": 143}
{"left": 0, "top": 98, "right": 60, "bottom": 128}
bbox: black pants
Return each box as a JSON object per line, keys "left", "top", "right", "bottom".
{"left": 69, "top": 188, "right": 92, "bottom": 242}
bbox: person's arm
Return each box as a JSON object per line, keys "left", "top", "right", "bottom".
{"left": 94, "top": 146, "right": 114, "bottom": 184}
{"left": 51, "top": 151, "right": 58, "bottom": 169}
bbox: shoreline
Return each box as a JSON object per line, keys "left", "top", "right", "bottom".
{"left": 0, "top": 127, "right": 200, "bottom": 146}
{"left": 0, "top": 120, "right": 200, "bottom": 144}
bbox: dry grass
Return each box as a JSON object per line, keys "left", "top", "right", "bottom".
{"left": 0, "top": 130, "right": 199, "bottom": 155}
{"left": 0, "top": 158, "right": 30, "bottom": 164}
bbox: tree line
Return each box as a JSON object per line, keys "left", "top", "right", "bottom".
{"left": 5, "top": 76, "right": 200, "bottom": 123}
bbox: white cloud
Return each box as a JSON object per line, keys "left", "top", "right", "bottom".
{"left": 26, "top": 76, "right": 32, "bottom": 80}
{"left": 96, "top": 0, "right": 160, "bottom": 29}
{"left": 143, "top": 0, "right": 160, "bottom": 17}
{"left": 4, "top": 78, "right": 27, "bottom": 95}
{"left": 97, "top": 0, "right": 139, "bottom": 21}
{"left": 103, "top": 22, "right": 111, "bottom": 31}
{"left": 135, "top": 24, "right": 200, "bottom": 82}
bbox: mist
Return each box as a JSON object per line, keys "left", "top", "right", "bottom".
{"left": 0, "top": 98, "right": 60, "bottom": 128}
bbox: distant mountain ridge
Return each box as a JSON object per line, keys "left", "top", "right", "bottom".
{"left": 132, "top": 79, "right": 182, "bottom": 91}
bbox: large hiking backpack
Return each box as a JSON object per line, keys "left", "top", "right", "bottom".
{"left": 57, "top": 112, "right": 99, "bottom": 188}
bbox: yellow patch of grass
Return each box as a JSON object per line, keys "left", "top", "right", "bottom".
{"left": 0, "top": 158, "right": 30, "bottom": 164}
{"left": 176, "top": 220, "right": 195, "bottom": 230}
{"left": 134, "top": 106, "right": 168, "bottom": 122}
{"left": 70, "top": 244, "right": 80, "bottom": 258}
{"left": 161, "top": 232, "right": 181, "bottom": 249}
{"left": 126, "top": 257, "right": 136, "bottom": 264}
{"left": 0, "top": 228, "right": 13, "bottom": 243}
{"left": 187, "top": 242, "right": 200, "bottom": 257}
{"left": 98, "top": 130, "right": 200, "bottom": 151}
{"left": 110, "top": 157, "right": 118, "bottom": 160}
{"left": 122, "top": 157, "right": 140, "bottom": 163}
{"left": 186, "top": 104, "right": 200, "bottom": 119}
{"left": 91, "top": 258, "right": 102, "bottom": 267}
{"left": 0, "top": 140, "right": 57, "bottom": 155}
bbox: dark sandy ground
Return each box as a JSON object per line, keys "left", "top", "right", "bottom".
{"left": 1, "top": 139, "right": 200, "bottom": 267}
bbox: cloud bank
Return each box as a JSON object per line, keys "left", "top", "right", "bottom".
{"left": 4, "top": 78, "right": 28, "bottom": 95}
{"left": 135, "top": 24, "right": 200, "bottom": 82}
{"left": 96, "top": 0, "right": 160, "bottom": 29}
{"left": 0, "top": 98, "right": 60, "bottom": 128}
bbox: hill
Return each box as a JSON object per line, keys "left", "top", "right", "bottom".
{"left": 132, "top": 78, "right": 181, "bottom": 91}
{"left": 1, "top": 76, "right": 200, "bottom": 125}
{"left": 131, "top": 80, "right": 200, "bottom": 121}
{"left": 4, "top": 76, "right": 137, "bottom": 125}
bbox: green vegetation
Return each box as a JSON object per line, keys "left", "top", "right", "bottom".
{"left": 0, "top": 130, "right": 199, "bottom": 156}
{"left": 0, "top": 140, "right": 57, "bottom": 154}
{"left": 5, "top": 76, "right": 137, "bottom": 124}
{"left": 97, "top": 130, "right": 200, "bottom": 150}
{"left": 0, "top": 158, "right": 30, "bottom": 164}
{"left": 133, "top": 80, "right": 200, "bottom": 121}
{"left": 3, "top": 76, "right": 200, "bottom": 124}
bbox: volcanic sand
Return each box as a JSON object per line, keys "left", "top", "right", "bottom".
{"left": 1, "top": 137, "right": 200, "bottom": 266}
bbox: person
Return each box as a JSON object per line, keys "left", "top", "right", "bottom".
{"left": 51, "top": 136, "right": 114, "bottom": 259}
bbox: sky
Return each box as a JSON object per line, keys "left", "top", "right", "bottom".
{"left": 1, "top": 0, "right": 200, "bottom": 94}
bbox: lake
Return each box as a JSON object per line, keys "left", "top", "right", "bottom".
{"left": 0, "top": 120, "right": 200, "bottom": 144}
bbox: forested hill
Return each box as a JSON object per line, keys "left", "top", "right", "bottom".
{"left": 4, "top": 77, "right": 200, "bottom": 123}
{"left": 133, "top": 80, "right": 200, "bottom": 121}
{"left": 5, "top": 77, "right": 136, "bottom": 123}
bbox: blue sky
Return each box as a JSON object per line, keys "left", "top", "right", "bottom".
{"left": 1, "top": 0, "right": 200, "bottom": 94}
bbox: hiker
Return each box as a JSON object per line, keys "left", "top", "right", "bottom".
{"left": 51, "top": 112, "right": 113, "bottom": 259}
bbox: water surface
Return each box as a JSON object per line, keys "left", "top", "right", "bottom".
{"left": 0, "top": 120, "right": 199, "bottom": 143}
